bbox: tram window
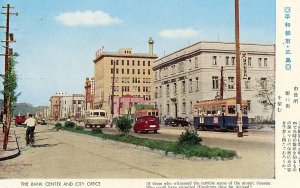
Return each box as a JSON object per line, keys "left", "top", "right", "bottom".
{"left": 148, "top": 112, "right": 151, "bottom": 115}
{"left": 212, "top": 110, "right": 216, "bottom": 115}
{"left": 228, "top": 105, "right": 236, "bottom": 114}
{"left": 156, "top": 112, "right": 158, "bottom": 116}
{"left": 207, "top": 111, "right": 212, "bottom": 115}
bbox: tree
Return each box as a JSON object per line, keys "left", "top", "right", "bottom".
{"left": 113, "top": 116, "right": 132, "bottom": 135}
{"left": 1, "top": 55, "right": 21, "bottom": 150}
{"left": 255, "top": 77, "right": 275, "bottom": 122}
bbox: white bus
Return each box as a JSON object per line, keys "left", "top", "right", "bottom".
{"left": 84, "top": 109, "right": 109, "bottom": 128}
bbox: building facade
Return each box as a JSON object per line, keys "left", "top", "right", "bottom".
{"left": 50, "top": 92, "right": 67, "bottom": 120}
{"left": 93, "top": 38, "right": 158, "bottom": 117}
{"left": 85, "top": 77, "right": 95, "bottom": 111}
{"left": 153, "top": 41, "right": 275, "bottom": 123}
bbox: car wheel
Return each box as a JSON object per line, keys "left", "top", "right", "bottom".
{"left": 154, "top": 130, "right": 158, "bottom": 134}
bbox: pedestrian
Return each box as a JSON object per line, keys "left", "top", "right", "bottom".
{"left": 24, "top": 114, "right": 37, "bottom": 146}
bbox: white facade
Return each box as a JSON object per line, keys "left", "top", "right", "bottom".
{"left": 60, "top": 95, "right": 73, "bottom": 119}
{"left": 153, "top": 41, "right": 275, "bottom": 123}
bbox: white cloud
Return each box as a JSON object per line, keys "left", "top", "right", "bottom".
{"left": 159, "top": 28, "right": 200, "bottom": 39}
{"left": 55, "top": 10, "right": 122, "bottom": 26}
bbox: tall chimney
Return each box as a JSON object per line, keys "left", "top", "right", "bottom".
{"left": 148, "top": 37, "right": 154, "bottom": 55}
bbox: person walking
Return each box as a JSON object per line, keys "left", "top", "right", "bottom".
{"left": 24, "top": 114, "right": 37, "bottom": 146}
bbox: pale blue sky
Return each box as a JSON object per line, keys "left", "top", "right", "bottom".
{"left": 1, "top": 0, "right": 275, "bottom": 106}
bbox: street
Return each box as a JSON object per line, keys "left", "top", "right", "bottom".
{"left": 0, "top": 124, "right": 274, "bottom": 179}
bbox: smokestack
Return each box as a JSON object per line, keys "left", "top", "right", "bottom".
{"left": 148, "top": 37, "right": 154, "bottom": 55}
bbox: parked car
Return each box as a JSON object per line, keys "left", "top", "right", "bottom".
{"left": 15, "top": 115, "right": 26, "bottom": 126}
{"left": 173, "top": 117, "right": 191, "bottom": 127}
{"left": 133, "top": 115, "right": 160, "bottom": 133}
{"left": 164, "top": 117, "right": 175, "bottom": 126}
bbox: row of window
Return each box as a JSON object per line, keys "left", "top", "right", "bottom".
{"left": 111, "top": 77, "right": 152, "bottom": 84}
{"left": 111, "top": 59, "right": 151, "bottom": 66}
{"left": 113, "top": 86, "right": 151, "bottom": 93}
{"left": 111, "top": 68, "right": 151, "bottom": 75}
{"left": 155, "top": 56, "right": 270, "bottom": 80}
{"left": 155, "top": 77, "right": 268, "bottom": 98}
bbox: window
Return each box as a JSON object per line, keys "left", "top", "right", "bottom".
{"left": 245, "top": 77, "right": 251, "bottom": 90}
{"left": 143, "top": 61, "right": 145, "bottom": 66}
{"left": 116, "top": 68, "right": 119, "bottom": 74}
{"left": 264, "top": 58, "right": 268, "bottom": 67}
{"left": 182, "top": 102, "right": 186, "bottom": 114}
{"left": 261, "top": 78, "right": 267, "bottom": 90}
{"left": 148, "top": 61, "right": 150, "bottom": 66}
{"left": 228, "top": 105, "right": 236, "bottom": 114}
{"left": 166, "top": 85, "right": 170, "bottom": 97}
{"left": 138, "top": 69, "right": 140, "bottom": 74}
{"left": 148, "top": 69, "right": 150, "bottom": 75}
{"left": 173, "top": 83, "right": 177, "bottom": 94}
{"left": 122, "top": 60, "right": 124, "bottom": 66}
{"left": 116, "top": 60, "right": 119, "bottom": 65}
{"left": 132, "top": 69, "right": 135, "bottom": 74}
{"left": 213, "top": 56, "right": 217, "bottom": 65}
{"left": 228, "top": 77, "right": 234, "bottom": 90}
{"left": 258, "top": 58, "right": 262, "bottom": 66}
{"left": 195, "top": 57, "right": 199, "bottom": 68}
{"left": 179, "top": 62, "right": 184, "bottom": 72}
{"left": 132, "top": 60, "right": 135, "bottom": 66}
{"left": 155, "top": 71, "right": 157, "bottom": 80}
{"left": 127, "top": 69, "right": 129, "bottom": 74}
{"left": 159, "top": 86, "right": 162, "bottom": 97}
{"left": 111, "top": 68, "right": 114, "bottom": 74}
{"left": 171, "top": 65, "right": 175, "bottom": 74}
{"left": 182, "top": 81, "right": 186, "bottom": 93}
{"left": 226, "top": 56, "right": 229, "bottom": 65}
{"left": 111, "top": 60, "right": 114, "bottom": 65}
{"left": 248, "top": 57, "right": 252, "bottom": 66}
{"left": 189, "top": 59, "right": 192, "bottom": 69}
{"left": 231, "top": 57, "right": 235, "bottom": 66}
{"left": 212, "top": 76, "right": 219, "bottom": 89}
{"left": 137, "top": 61, "right": 140, "bottom": 66}
{"left": 127, "top": 60, "right": 129, "bottom": 66}
{"left": 167, "top": 103, "right": 170, "bottom": 114}
{"left": 143, "top": 69, "right": 145, "bottom": 75}
{"left": 122, "top": 69, "right": 124, "bottom": 74}
{"left": 195, "top": 77, "right": 199, "bottom": 91}
{"left": 189, "top": 79, "right": 193, "bottom": 92}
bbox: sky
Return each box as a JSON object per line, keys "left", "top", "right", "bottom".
{"left": 0, "top": 0, "right": 275, "bottom": 106}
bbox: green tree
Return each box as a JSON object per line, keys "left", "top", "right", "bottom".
{"left": 114, "top": 116, "right": 132, "bottom": 135}
{"left": 1, "top": 56, "right": 21, "bottom": 149}
{"left": 255, "top": 77, "right": 275, "bottom": 122}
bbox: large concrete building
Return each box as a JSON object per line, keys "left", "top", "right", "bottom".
{"left": 85, "top": 77, "right": 95, "bottom": 111}
{"left": 153, "top": 41, "right": 275, "bottom": 123}
{"left": 93, "top": 38, "right": 158, "bottom": 117}
{"left": 49, "top": 92, "right": 85, "bottom": 120}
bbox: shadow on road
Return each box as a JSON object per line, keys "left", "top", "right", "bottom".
{"left": 32, "top": 143, "right": 60, "bottom": 148}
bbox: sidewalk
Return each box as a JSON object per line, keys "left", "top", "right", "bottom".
{"left": 0, "top": 125, "right": 20, "bottom": 161}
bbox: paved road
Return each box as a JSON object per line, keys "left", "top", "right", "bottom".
{"left": 0, "top": 124, "right": 274, "bottom": 179}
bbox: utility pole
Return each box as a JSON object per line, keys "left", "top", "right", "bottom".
{"left": 1, "top": 4, "right": 18, "bottom": 149}
{"left": 111, "top": 60, "right": 116, "bottom": 119}
{"left": 235, "top": 0, "right": 243, "bottom": 137}
{"left": 220, "top": 66, "right": 224, "bottom": 99}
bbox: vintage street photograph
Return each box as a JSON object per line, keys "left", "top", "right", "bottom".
{"left": 0, "top": 0, "right": 275, "bottom": 182}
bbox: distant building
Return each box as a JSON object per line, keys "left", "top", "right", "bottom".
{"left": 153, "top": 41, "right": 275, "bottom": 123}
{"left": 85, "top": 77, "right": 95, "bottom": 111}
{"left": 113, "top": 94, "right": 155, "bottom": 116}
{"left": 49, "top": 92, "right": 85, "bottom": 119}
{"left": 93, "top": 38, "right": 158, "bottom": 117}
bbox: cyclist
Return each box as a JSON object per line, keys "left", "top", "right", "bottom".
{"left": 25, "top": 114, "right": 37, "bottom": 146}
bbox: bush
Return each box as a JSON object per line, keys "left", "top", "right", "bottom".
{"left": 177, "top": 129, "right": 202, "bottom": 146}
{"left": 75, "top": 126, "right": 84, "bottom": 131}
{"left": 91, "top": 128, "right": 103, "bottom": 135}
{"left": 114, "top": 116, "right": 132, "bottom": 135}
{"left": 54, "top": 123, "right": 63, "bottom": 130}
{"left": 65, "top": 121, "right": 75, "bottom": 128}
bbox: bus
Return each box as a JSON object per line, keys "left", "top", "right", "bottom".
{"left": 84, "top": 109, "right": 109, "bottom": 128}
{"left": 193, "top": 98, "right": 249, "bottom": 131}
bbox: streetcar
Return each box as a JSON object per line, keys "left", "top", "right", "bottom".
{"left": 193, "top": 98, "right": 249, "bottom": 131}
{"left": 134, "top": 108, "right": 159, "bottom": 122}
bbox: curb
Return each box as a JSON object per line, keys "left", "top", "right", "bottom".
{"left": 0, "top": 130, "right": 21, "bottom": 161}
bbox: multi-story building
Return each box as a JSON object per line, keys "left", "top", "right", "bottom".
{"left": 50, "top": 92, "right": 67, "bottom": 120}
{"left": 50, "top": 92, "right": 86, "bottom": 120}
{"left": 85, "top": 77, "right": 95, "bottom": 111}
{"left": 153, "top": 41, "right": 275, "bottom": 123}
{"left": 93, "top": 38, "right": 158, "bottom": 117}
{"left": 72, "top": 94, "right": 85, "bottom": 119}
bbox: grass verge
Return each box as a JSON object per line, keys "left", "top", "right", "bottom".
{"left": 54, "top": 125, "right": 236, "bottom": 159}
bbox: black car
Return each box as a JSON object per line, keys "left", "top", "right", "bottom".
{"left": 164, "top": 117, "right": 175, "bottom": 126}
{"left": 173, "top": 117, "right": 191, "bottom": 127}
